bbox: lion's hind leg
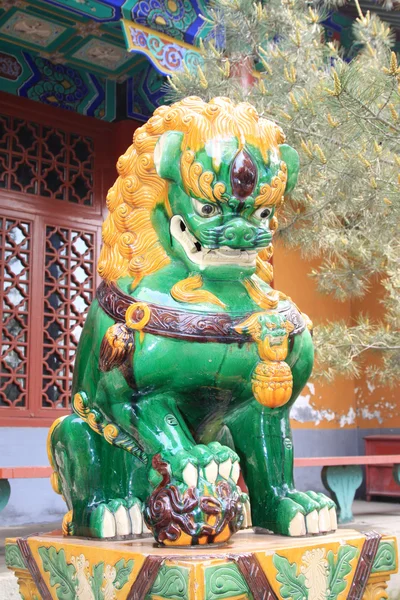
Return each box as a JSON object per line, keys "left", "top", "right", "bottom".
{"left": 48, "top": 413, "right": 145, "bottom": 539}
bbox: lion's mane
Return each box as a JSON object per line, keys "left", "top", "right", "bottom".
{"left": 98, "top": 96, "right": 284, "bottom": 284}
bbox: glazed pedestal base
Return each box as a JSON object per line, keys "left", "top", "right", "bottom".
{"left": 5, "top": 528, "right": 398, "bottom": 600}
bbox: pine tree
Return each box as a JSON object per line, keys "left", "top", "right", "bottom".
{"left": 166, "top": 0, "right": 400, "bottom": 386}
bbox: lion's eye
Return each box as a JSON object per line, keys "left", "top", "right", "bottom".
{"left": 253, "top": 206, "right": 272, "bottom": 220}
{"left": 192, "top": 198, "right": 221, "bottom": 218}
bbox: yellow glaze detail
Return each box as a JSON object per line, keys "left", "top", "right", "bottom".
{"left": 243, "top": 277, "right": 279, "bottom": 310}
{"left": 47, "top": 416, "right": 68, "bottom": 496}
{"left": 235, "top": 312, "right": 294, "bottom": 408}
{"left": 302, "top": 312, "right": 314, "bottom": 331}
{"left": 163, "top": 531, "right": 193, "bottom": 546}
{"left": 50, "top": 472, "right": 61, "bottom": 496}
{"left": 46, "top": 416, "right": 67, "bottom": 468}
{"left": 254, "top": 162, "right": 287, "bottom": 207}
{"left": 181, "top": 150, "right": 227, "bottom": 203}
{"left": 256, "top": 256, "right": 274, "bottom": 284}
{"left": 72, "top": 392, "right": 102, "bottom": 436}
{"left": 62, "top": 510, "right": 74, "bottom": 536}
{"left": 13, "top": 568, "right": 40, "bottom": 600}
{"left": 125, "top": 302, "right": 151, "bottom": 330}
{"left": 86, "top": 412, "right": 103, "bottom": 435}
{"left": 171, "top": 274, "right": 226, "bottom": 308}
{"left": 259, "top": 244, "right": 274, "bottom": 262}
{"left": 72, "top": 392, "right": 90, "bottom": 420}
{"left": 98, "top": 97, "right": 285, "bottom": 284}
{"left": 104, "top": 423, "right": 119, "bottom": 444}
{"left": 269, "top": 215, "right": 279, "bottom": 234}
{"left": 363, "top": 575, "right": 389, "bottom": 599}
{"left": 214, "top": 525, "right": 232, "bottom": 544}
{"left": 104, "top": 323, "right": 132, "bottom": 350}
{"left": 256, "top": 244, "right": 274, "bottom": 283}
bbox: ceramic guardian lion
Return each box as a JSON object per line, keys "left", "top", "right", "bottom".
{"left": 48, "top": 97, "right": 337, "bottom": 546}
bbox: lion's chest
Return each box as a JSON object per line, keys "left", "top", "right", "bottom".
{"left": 133, "top": 333, "right": 259, "bottom": 394}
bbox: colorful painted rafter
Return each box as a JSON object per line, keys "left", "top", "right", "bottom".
{"left": 122, "top": 20, "right": 203, "bottom": 75}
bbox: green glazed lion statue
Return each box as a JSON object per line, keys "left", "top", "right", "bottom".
{"left": 48, "top": 96, "right": 337, "bottom": 546}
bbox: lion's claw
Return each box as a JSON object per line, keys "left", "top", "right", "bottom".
{"left": 282, "top": 491, "right": 337, "bottom": 536}
{"left": 254, "top": 490, "right": 337, "bottom": 537}
{"left": 154, "top": 442, "right": 241, "bottom": 489}
{"left": 88, "top": 498, "right": 145, "bottom": 539}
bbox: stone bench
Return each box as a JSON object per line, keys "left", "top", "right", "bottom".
{"left": 295, "top": 455, "right": 400, "bottom": 523}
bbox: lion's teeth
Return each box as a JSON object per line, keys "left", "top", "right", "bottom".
{"left": 218, "top": 248, "right": 240, "bottom": 257}
{"left": 170, "top": 215, "right": 259, "bottom": 268}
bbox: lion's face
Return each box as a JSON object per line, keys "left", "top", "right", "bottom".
{"left": 259, "top": 313, "right": 293, "bottom": 346}
{"left": 155, "top": 134, "right": 294, "bottom": 274}
{"left": 99, "top": 97, "right": 300, "bottom": 283}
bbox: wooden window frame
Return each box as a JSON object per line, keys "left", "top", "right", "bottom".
{"left": 0, "top": 93, "right": 116, "bottom": 427}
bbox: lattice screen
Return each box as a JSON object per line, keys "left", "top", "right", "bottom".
{"left": 42, "top": 226, "right": 95, "bottom": 409}
{"left": 0, "top": 113, "right": 94, "bottom": 205}
{"left": 0, "top": 217, "right": 31, "bottom": 409}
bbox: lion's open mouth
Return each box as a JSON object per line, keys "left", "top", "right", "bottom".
{"left": 170, "top": 215, "right": 258, "bottom": 267}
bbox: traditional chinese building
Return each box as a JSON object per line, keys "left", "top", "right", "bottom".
{"left": 0, "top": 0, "right": 398, "bottom": 525}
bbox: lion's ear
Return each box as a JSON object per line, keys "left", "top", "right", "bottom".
{"left": 279, "top": 144, "right": 300, "bottom": 194}
{"left": 154, "top": 131, "right": 184, "bottom": 182}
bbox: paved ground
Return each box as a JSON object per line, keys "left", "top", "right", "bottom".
{"left": 1, "top": 500, "right": 400, "bottom": 599}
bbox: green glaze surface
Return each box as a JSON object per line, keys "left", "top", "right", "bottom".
{"left": 147, "top": 564, "right": 190, "bottom": 600}
{"left": 48, "top": 98, "right": 337, "bottom": 545}
{"left": 205, "top": 563, "right": 250, "bottom": 600}
{"left": 5, "top": 543, "right": 26, "bottom": 570}
{"left": 371, "top": 540, "right": 397, "bottom": 573}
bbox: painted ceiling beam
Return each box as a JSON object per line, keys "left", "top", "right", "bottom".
{"left": 120, "top": 1, "right": 212, "bottom": 76}
{"left": 121, "top": 19, "right": 203, "bottom": 76}
{"left": 121, "top": 0, "right": 211, "bottom": 46}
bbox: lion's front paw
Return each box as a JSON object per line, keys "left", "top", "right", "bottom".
{"left": 144, "top": 442, "right": 244, "bottom": 546}
{"left": 257, "top": 491, "right": 337, "bottom": 537}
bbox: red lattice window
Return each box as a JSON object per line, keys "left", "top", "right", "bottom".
{"left": 42, "top": 226, "right": 95, "bottom": 409}
{"left": 0, "top": 113, "right": 94, "bottom": 206}
{"left": 0, "top": 217, "right": 31, "bottom": 409}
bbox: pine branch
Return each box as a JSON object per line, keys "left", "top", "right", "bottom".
{"left": 166, "top": 0, "right": 400, "bottom": 385}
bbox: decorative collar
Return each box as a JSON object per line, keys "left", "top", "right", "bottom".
{"left": 96, "top": 282, "right": 306, "bottom": 344}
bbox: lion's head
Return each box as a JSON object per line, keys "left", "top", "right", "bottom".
{"left": 98, "top": 96, "right": 299, "bottom": 285}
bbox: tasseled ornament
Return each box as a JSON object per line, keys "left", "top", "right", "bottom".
{"left": 99, "top": 323, "right": 135, "bottom": 372}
